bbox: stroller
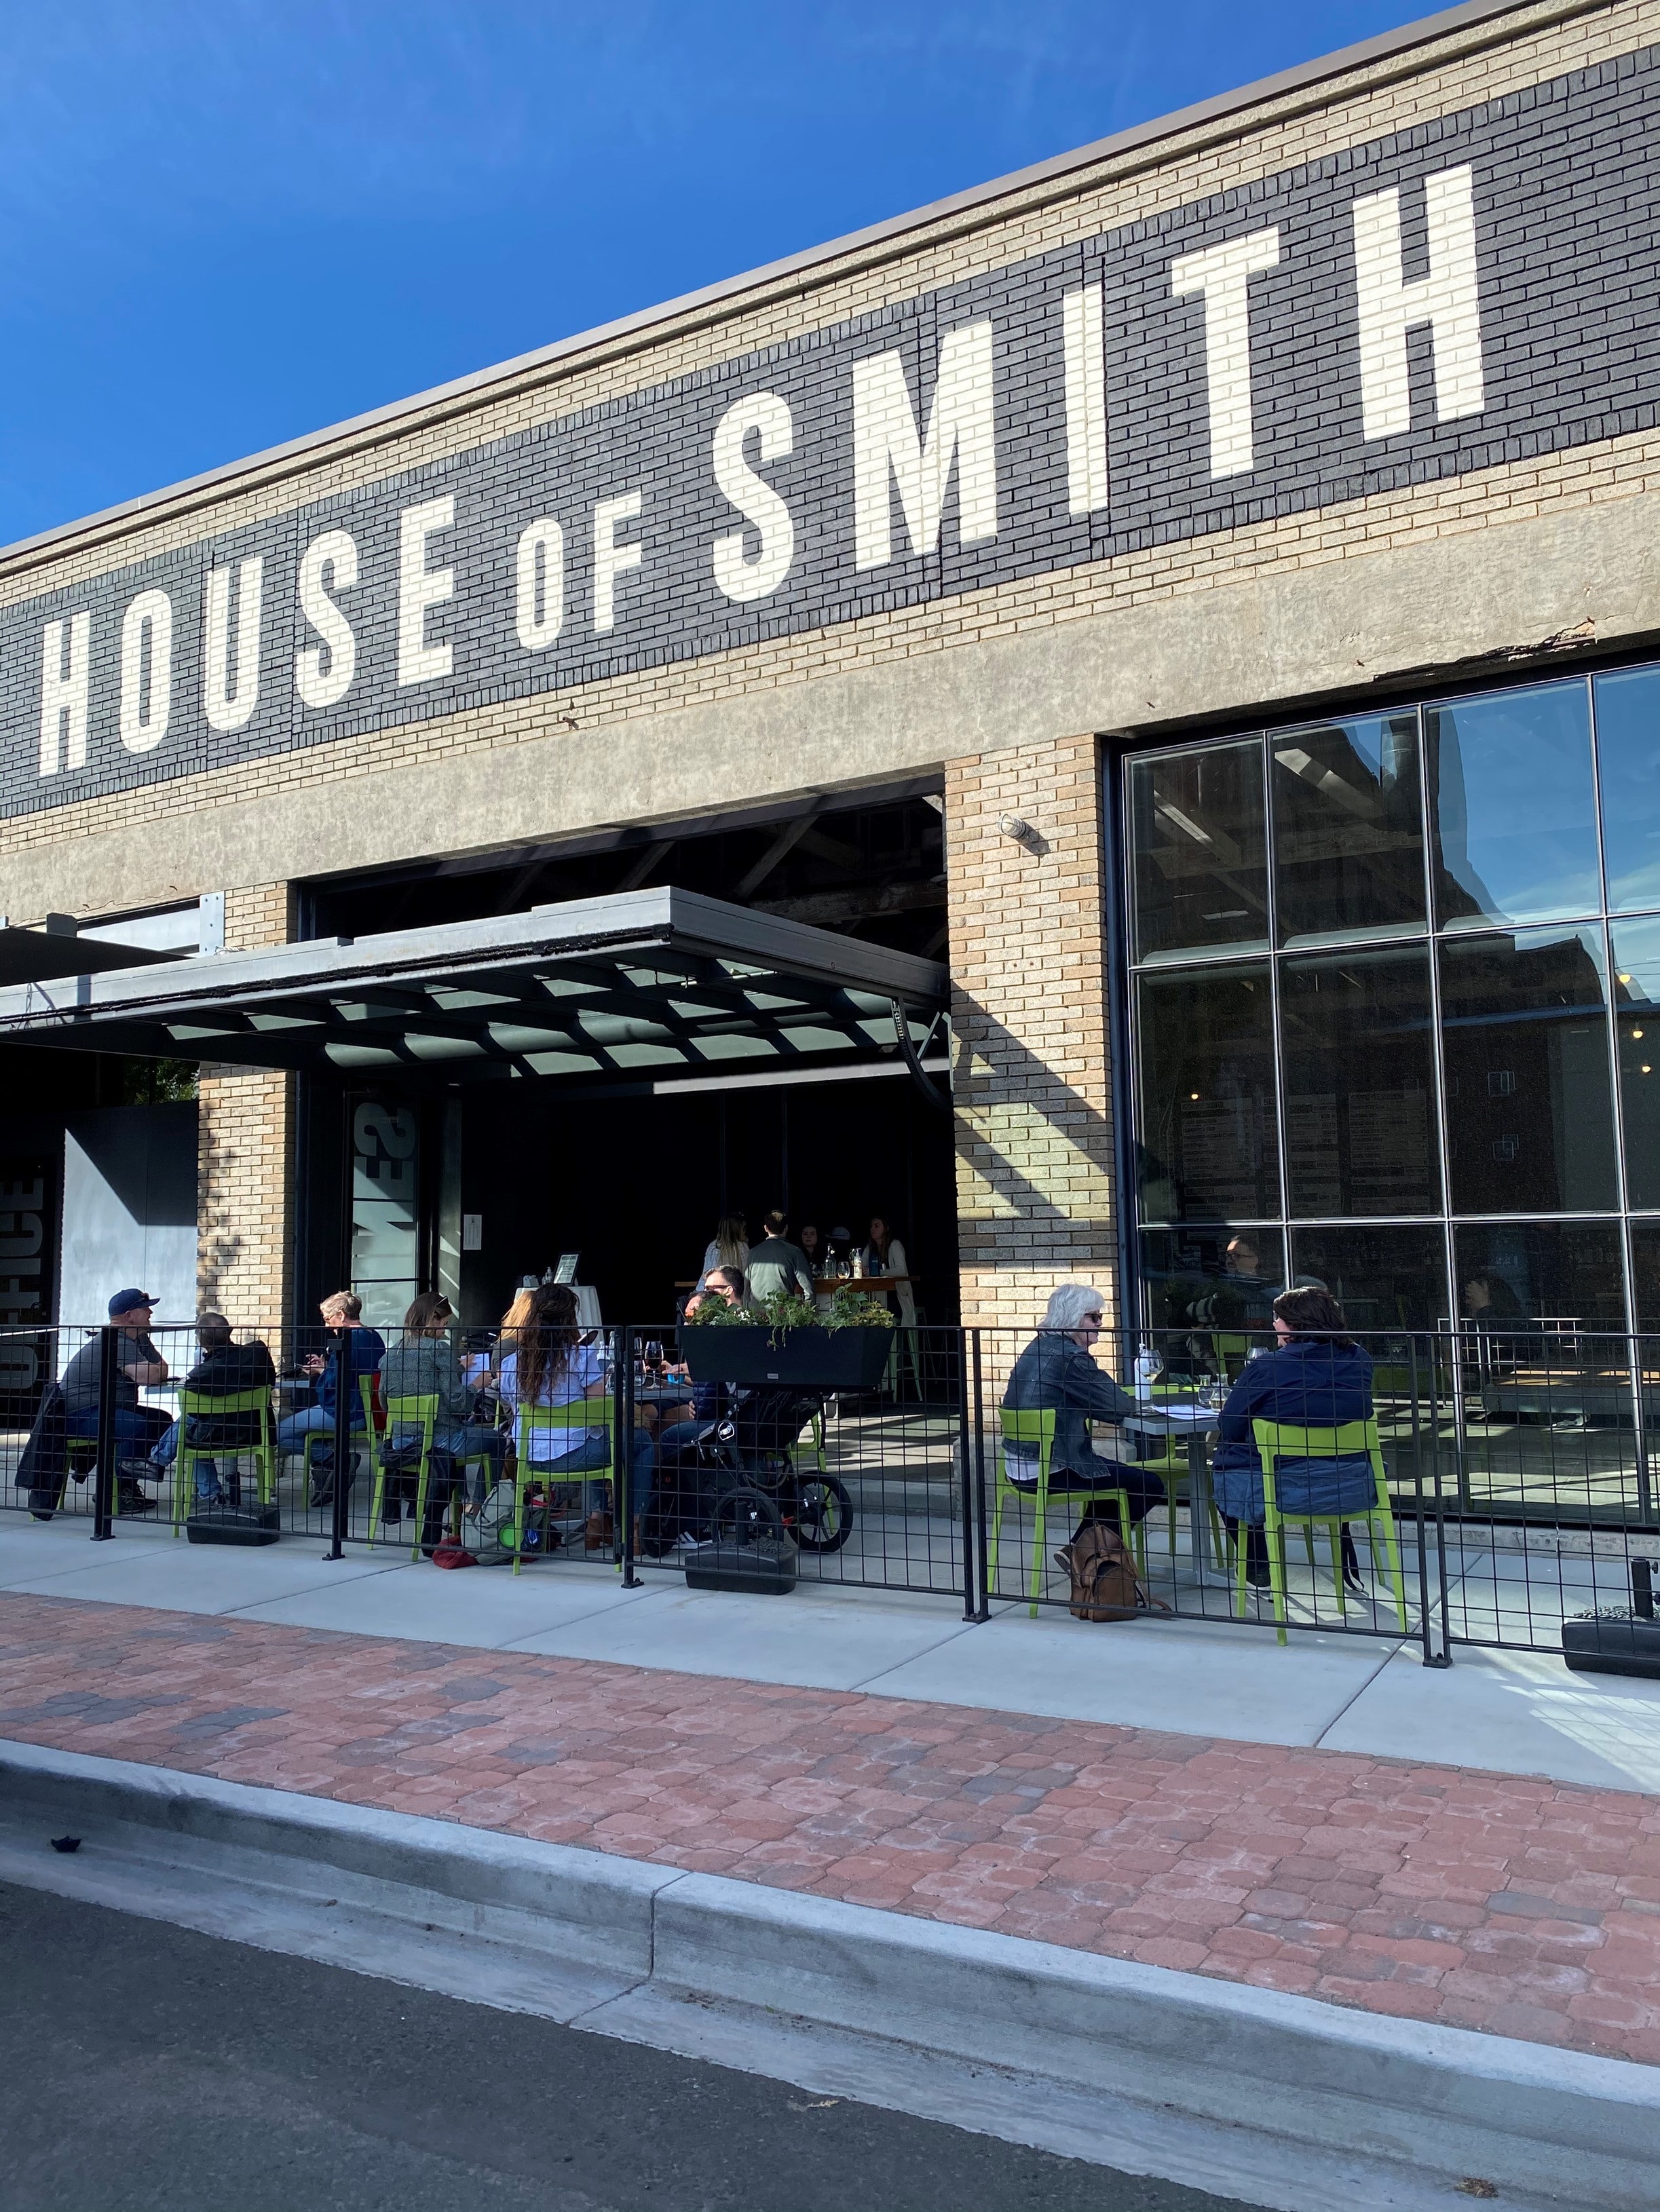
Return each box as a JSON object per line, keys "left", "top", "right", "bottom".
{"left": 645, "top": 1387, "right": 852, "bottom": 1558}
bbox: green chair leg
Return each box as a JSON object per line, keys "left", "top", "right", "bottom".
{"left": 1029, "top": 1482, "right": 1046, "bottom": 1618}
{"left": 1266, "top": 1514, "right": 1289, "bottom": 1645}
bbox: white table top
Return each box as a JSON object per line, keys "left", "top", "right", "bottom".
{"left": 1118, "top": 1400, "right": 1218, "bottom": 1432}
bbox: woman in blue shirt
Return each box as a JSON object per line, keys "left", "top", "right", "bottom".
{"left": 1213, "top": 1286, "right": 1376, "bottom": 1592}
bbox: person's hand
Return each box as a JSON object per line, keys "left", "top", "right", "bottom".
{"left": 303, "top": 1352, "right": 325, "bottom": 1375}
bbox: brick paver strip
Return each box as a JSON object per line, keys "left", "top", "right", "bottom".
{"left": 2, "top": 1590, "right": 1658, "bottom": 2067}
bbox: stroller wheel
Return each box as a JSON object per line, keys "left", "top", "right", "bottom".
{"left": 793, "top": 1474, "right": 852, "bottom": 1552}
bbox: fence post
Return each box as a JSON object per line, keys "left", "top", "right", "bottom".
{"left": 328, "top": 1324, "right": 350, "bottom": 1561}
{"left": 619, "top": 1324, "right": 638, "bottom": 1587}
{"left": 970, "top": 1329, "right": 990, "bottom": 1622}
{"left": 91, "top": 1326, "right": 117, "bottom": 1542}
{"left": 956, "top": 1327, "right": 975, "bottom": 1621}
{"left": 1425, "top": 1334, "right": 1452, "bottom": 1666}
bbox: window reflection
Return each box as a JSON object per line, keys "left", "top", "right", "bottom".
{"left": 1135, "top": 966, "right": 1279, "bottom": 1221}
{"left": 1427, "top": 683, "right": 1600, "bottom": 930}
{"left": 1272, "top": 713, "right": 1425, "bottom": 945}
{"left": 1281, "top": 949, "right": 1439, "bottom": 1216}
{"left": 1610, "top": 920, "right": 1660, "bottom": 1208}
{"left": 1596, "top": 668, "right": 1660, "bottom": 914}
{"left": 1129, "top": 741, "right": 1268, "bottom": 962}
{"left": 1289, "top": 1224, "right": 1448, "bottom": 1333}
{"left": 1454, "top": 1222, "right": 1625, "bottom": 1331}
{"left": 1439, "top": 928, "right": 1617, "bottom": 1214}
{"left": 1139, "top": 1227, "right": 1285, "bottom": 1362}
{"left": 1625, "top": 1221, "right": 1660, "bottom": 1333}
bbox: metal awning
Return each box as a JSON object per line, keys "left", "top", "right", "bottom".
{"left": 0, "top": 888, "right": 949, "bottom": 1092}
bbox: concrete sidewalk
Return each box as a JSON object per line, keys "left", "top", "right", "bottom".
{"left": 1, "top": 1567, "right": 1658, "bottom": 2071}
{"left": 3, "top": 1512, "right": 1660, "bottom": 1795}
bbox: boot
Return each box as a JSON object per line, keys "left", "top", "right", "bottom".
{"left": 584, "top": 1508, "right": 614, "bottom": 1552}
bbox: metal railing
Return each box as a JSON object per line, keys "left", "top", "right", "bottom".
{"left": 3, "top": 1319, "right": 1656, "bottom": 1663}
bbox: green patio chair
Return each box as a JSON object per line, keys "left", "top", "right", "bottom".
{"left": 1243, "top": 1415, "right": 1409, "bottom": 1646}
{"left": 992, "top": 1405, "right": 1145, "bottom": 1618}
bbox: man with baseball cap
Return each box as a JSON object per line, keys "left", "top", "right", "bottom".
{"left": 60, "top": 1289, "right": 172, "bottom": 1514}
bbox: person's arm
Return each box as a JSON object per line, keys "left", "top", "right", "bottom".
{"left": 124, "top": 1335, "right": 168, "bottom": 1387}
{"left": 1216, "top": 1359, "right": 1270, "bottom": 1449}
{"left": 1060, "top": 1344, "right": 1137, "bottom": 1424}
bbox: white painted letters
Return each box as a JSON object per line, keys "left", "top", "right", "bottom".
{"left": 514, "top": 519, "right": 565, "bottom": 651}
{"left": 593, "top": 492, "right": 643, "bottom": 635}
{"left": 202, "top": 556, "right": 264, "bottom": 733}
{"left": 398, "top": 495, "right": 455, "bottom": 685}
{"left": 118, "top": 590, "right": 173, "bottom": 753}
{"left": 37, "top": 612, "right": 90, "bottom": 777}
{"left": 1353, "top": 164, "right": 1484, "bottom": 442}
{"left": 853, "top": 320, "right": 997, "bottom": 569}
{"left": 1062, "top": 284, "right": 1108, "bottom": 516}
{"left": 295, "top": 530, "right": 358, "bottom": 710}
{"left": 1169, "top": 227, "right": 1281, "bottom": 478}
{"left": 712, "top": 392, "right": 796, "bottom": 603}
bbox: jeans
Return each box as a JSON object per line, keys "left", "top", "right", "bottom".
{"left": 385, "top": 1423, "right": 506, "bottom": 1506}
{"left": 521, "top": 1427, "right": 656, "bottom": 1519}
{"left": 68, "top": 1406, "right": 172, "bottom": 1472}
{"left": 149, "top": 1418, "right": 250, "bottom": 1504}
{"left": 277, "top": 1403, "right": 366, "bottom": 1464}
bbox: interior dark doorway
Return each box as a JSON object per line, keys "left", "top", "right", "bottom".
{"left": 455, "top": 1070, "right": 957, "bottom": 1329}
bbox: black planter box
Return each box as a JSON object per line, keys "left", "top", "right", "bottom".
{"left": 1562, "top": 1614, "right": 1660, "bottom": 1679}
{"left": 186, "top": 1503, "right": 281, "bottom": 1547}
{"left": 681, "top": 1326, "right": 892, "bottom": 1390}
{"left": 683, "top": 1538, "right": 798, "bottom": 1595}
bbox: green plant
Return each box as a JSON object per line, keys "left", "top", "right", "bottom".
{"left": 825, "top": 1286, "right": 896, "bottom": 1332}
{"left": 757, "top": 1289, "right": 817, "bottom": 1331}
{"left": 682, "top": 1295, "right": 754, "bottom": 1327}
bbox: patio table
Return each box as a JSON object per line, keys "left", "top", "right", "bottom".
{"left": 1118, "top": 1400, "right": 1231, "bottom": 1590}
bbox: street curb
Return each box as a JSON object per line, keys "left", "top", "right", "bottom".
{"left": 1, "top": 1738, "right": 1655, "bottom": 2211}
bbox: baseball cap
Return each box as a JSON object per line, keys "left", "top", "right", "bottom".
{"left": 107, "top": 1288, "right": 157, "bottom": 1316}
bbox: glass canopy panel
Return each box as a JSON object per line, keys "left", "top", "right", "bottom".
{"left": 1135, "top": 965, "right": 1279, "bottom": 1222}
{"left": 1271, "top": 712, "right": 1425, "bottom": 945}
{"left": 1129, "top": 740, "right": 1269, "bottom": 963}
{"left": 1427, "top": 681, "right": 1600, "bottom": 930}
{"left": 1594, "top": 666, "right": 1660, "bottom": 915}
{"left": 1437, "top": 928, "right": 1617, "bottom": 1215}
{"left": 1280, "top": 947, "right": 1440, "bottom": 1217}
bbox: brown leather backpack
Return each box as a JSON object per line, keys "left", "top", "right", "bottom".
{"left": 1054, "top": 1521, "right": 1169, "bottom": 1623}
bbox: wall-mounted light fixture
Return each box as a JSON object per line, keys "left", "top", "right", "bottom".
{"left": 998, "top": 814, "right": 1031, "bottom": 841}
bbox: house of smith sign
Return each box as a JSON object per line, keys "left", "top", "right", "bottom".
{"left": 5, "top": 47, "right": 1658, "bottom": 822}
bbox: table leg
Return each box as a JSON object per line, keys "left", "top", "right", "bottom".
{"left": 1186, "top": 1431, "right": 1230, "bottom": 1588}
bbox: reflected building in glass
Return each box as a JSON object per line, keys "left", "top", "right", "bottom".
{"left": 1122, "top": 668, "right": 1660, "bottom": 1341}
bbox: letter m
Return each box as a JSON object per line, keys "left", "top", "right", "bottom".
{"left": 853, "top": 321, "right": 997, "bottom": 570}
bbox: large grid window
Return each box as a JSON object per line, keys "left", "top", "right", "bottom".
{"left": 1123, "top": 665, "right": 1660, "bottom": 1341}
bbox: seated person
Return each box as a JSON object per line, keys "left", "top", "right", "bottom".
{"left": 61, "top": 1289, "right": 174, "bottom": 1513}
{"left": 1213, "top": 1286, "right": 1377, "bottom": 1592}
{"left": 661, "top": 1267, "right": 747, "bottom": 1432}
{"left": 1000, "top": 1284, "right": 1164, "bottom": 1542}
{"left": 148, "top": 1311, "right": 276, "bottom": 1506}
{"left": 380, "top": 1291, "right": 506, "bottom": 1521}
{"left": 276, "top": 1289, "right": 387, "bottom": 1502}
{"left": 497, "top": 1283, "right": 655, "bottom": 1551}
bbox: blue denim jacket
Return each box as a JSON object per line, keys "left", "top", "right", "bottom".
{"left": 1213, "top": 1339, "right": 1377, "bottom": 1524}
{"left": 1000, "top": 1333, "right": 1137, "bottom": 1478}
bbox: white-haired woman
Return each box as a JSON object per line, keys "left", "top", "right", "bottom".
{"left": 1000, "top": 1284, "right": 1164, "bottom": 1542}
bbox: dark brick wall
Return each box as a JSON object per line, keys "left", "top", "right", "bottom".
{"left": 5, "top": 43, "right": 1658, "bottom": 823}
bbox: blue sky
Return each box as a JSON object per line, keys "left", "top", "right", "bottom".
{"left": 0, "top": 1, "right": 1425, "bottom": 545}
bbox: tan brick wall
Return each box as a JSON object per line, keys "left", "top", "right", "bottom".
{"left": 945, "top": 735, "right": 1118, "bottom": 1347}
{"left": 195, "top": 883, "right": 294, "bottom": 1327}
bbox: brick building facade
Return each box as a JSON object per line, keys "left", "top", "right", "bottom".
{"left": 5, "top": 0, "right": 1660, "bottom": 1350}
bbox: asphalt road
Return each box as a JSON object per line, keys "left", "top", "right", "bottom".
{"left": 0, "top": 1879, "right": 1257, "bottom": 2212}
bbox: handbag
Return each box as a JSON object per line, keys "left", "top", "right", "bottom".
{"left": 1054, "top": 1522, "right": 1171, "bottom": 1623}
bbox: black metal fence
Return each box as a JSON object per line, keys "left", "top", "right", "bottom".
{"left": 3, "top": 1318, "right": 1657, "bottom": 1663}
